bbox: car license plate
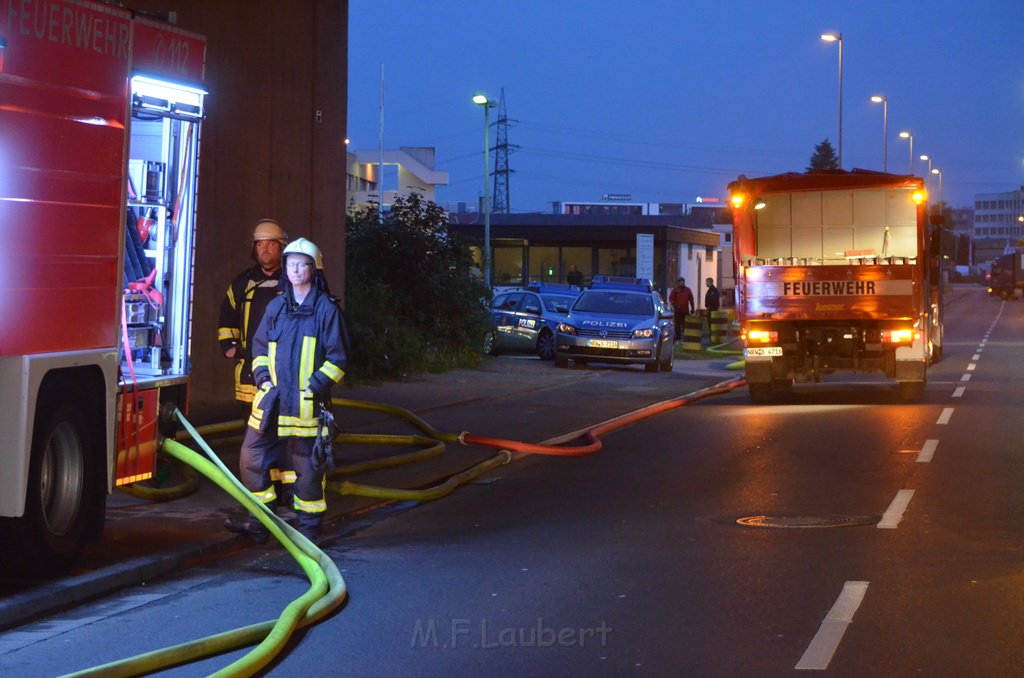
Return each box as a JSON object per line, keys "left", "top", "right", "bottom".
{"left": 587, "top": 339, "right": 618, "bottom": 349}
{"left": 745, "top": 347, "right": 783, "bottom": 357}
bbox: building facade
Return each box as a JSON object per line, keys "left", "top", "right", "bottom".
{"left": 347, "top": 146, "right": 448, "bottom": 210}
{"left": 973, "top": 188, "right": 1023, "bottom": 264}
{"left": 450, "top": 213, "right": 723, "bottom": 307}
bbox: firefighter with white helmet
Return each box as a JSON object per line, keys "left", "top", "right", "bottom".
{"left": 218, "top": 219, "right": 298, "bottom": 515}
{"left": 235, "top": 236, "right": 347, "bottom": 544}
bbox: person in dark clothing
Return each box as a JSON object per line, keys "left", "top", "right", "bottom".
{"left": 218, "top": 219, "right": 288, "bottom": 402}
{"left": 232, "top": 237, "right": 347, "bottom": 545}
{"left": 704, "top": 277, "right": 720, "bottom": 312}
{"left": 668, "top": 277, "right": 695, "bottom": 341}
{"left": 218, "top": 219, "right": 296, "bottom": 511}
{"left": 566, "top": 264, "right": 584, "bottom": 287}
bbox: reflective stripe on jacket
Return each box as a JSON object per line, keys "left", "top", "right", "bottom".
{"left": 249, "top": 287, "right": 346, "bottom": 436}
{"left": 218, "top": 265, "right": 281, "bottom": 402}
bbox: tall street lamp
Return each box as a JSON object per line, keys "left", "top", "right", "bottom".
{"left": 821, "top": 32, "right": 843, "bottom": 168}
{"left": 931, "top": 168, "right": 943, "bottom": 208}
{"left": 919, "top": 154, "right": 933, "bottom": 194}
{"left": 870, "top": 95, "right": 888, "bottom": 172}
{"left": 898, "top": 131, "right": 913, "bottom": 174}
{"left": 472, "top": 93, "right": 496, "bottom": 289}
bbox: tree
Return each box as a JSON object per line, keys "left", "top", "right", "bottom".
{"left": 807, "top": 139, "right": 839, "bottom": 171}
{"left": 345, "top": 192, "right": 492, "bottom": 378}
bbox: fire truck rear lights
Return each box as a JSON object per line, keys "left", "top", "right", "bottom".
{"left": 730, "top": 194, "right": 745, "bottom": 208}
{"left": 911, "top": 191, "right": 926, "bottom": 205}
{"left": 881, "top": 329, "right": 914, "bottom": 343}
{"left": 747, "top": 329, "right": 778, "bottom": 343}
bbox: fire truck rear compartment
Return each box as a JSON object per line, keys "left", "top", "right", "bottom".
{"left": 757, "top": 320, "right": 908, "bottom": 380}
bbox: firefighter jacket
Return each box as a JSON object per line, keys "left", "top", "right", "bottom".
{"left": 218, "top": 265, "right": 282, "bottom": 402}
{"left": 248, "top": 286, "right": 347, "bottom": 437}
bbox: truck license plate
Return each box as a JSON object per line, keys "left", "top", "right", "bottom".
{"left": 588, "top": 339, "right": 618, "bottom": 349}
{"left": 745, "top": 347, "right": 783, "bottom": 357}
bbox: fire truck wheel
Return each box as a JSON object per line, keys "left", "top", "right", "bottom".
{"left": 898, "top": 381, "right": 925, "bottom": 401}
{"left": 18, "top": 402, "right": 103, "bottom": 577}
{"left": 749, "top": 383, "right": 773, "bottom": 403}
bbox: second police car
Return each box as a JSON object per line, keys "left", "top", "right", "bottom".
{"left": 485, "top": 282, "right": 581, "bottom": 360}
{"left": 554, "top": 276, "right": 675, "bottom": 372}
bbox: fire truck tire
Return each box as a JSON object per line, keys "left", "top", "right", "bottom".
{"left": 12, "top": 402, "right": 103, "bottom": 577}
{"left": 772, "top": 378, "right": 793, "bottom": 392}
{"left": 898, "top": 381, "right": 925, "bottom": 401}
{"left": 749, "top": 383, "right": 773, "bottom": 403}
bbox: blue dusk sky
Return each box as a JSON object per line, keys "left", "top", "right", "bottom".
{"left": 347, "top": 1, "right": 1024, "bottom": 212}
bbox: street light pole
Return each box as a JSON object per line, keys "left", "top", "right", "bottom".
{"left": 821, "top": 32, "right": 843, "bottom": 168}
{"left": 931, "top": 168, "right": 943, "bottom": 207}
{"left": 899, "top": 131, "right": 913, "bottom": 174}
{"left": 919, "top": 154, "right": 933, "bottom": 194}
{"left": 473, "top": 94, "right": 496, "bottom": 289}
{"left": 871, "top": 95, "right": 887, "bottom": 172}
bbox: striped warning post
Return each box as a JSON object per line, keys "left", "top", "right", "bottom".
{"left": 682, "top": 315, "right": 703, "bottom": 352}
{"left": 709, "top": 310, "right": 732, "bottom": 345}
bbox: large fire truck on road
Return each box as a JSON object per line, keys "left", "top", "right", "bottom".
{"left": 0, "top": 1, "right": 206, "bottom": 574}
{"left": 729, "top": 170, "right": 943, "bottom": 403}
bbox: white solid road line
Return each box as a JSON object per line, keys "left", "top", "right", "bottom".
{"left": 917, "top": 439, "right": 938, "bottom": 463}
{"left": 936, "top": 408, "right": 954, "bottom": 425}
{"left": 877, "top": 489, "right": 915, "bottom": 529}
{"left": 795, "top": 581, "right": 870, "bottom": 670}
{"left": 952, "top": 386, "right": 965, "bottom": 398}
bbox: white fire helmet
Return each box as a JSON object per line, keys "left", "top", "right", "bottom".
{"left": 282, "top": 237, "right": 324, "bottom": 270}
{"left": 252, "top": 219, "right": 288, "bottom": 244}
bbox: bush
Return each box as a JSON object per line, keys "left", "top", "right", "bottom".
{"left": 345, "top": 193, "right": 491, "bottom": 378}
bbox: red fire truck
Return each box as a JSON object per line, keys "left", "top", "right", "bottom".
{"left": 729, "top": 170, "right": 943, "bottom": 403}
{"left": 0, "top": 1, "right": 206, "bottom": 574}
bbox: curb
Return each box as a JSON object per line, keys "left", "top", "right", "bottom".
{"left": 0, "top": 535, "right": 241, "bottom": 631}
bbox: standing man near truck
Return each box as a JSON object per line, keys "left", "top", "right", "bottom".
{"left": 669, "top": 277, "right": 695, "bottom": 341}
{"left": 218, "top": 219, "right": 295, "bottom": 510}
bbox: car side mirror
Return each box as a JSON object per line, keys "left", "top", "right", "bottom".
{"left": 555, "top": 304, "right": 569, "bottom": 313}
{"left": 660, "top": 311, "right": 674, "bottom": 319}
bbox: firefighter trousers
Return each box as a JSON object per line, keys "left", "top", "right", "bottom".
{"left": 239, "top": 426, "right": 326, "bottom": 535}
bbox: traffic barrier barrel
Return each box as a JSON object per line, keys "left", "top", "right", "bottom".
{"left": 709, "top": 310, "right": 732, "bottom": 344}
{"left": 682, "top": 315, "right": 703, "bottom": 352}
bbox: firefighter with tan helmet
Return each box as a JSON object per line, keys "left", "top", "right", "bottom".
{"left": 218, "top": 219, "right": 296, "bottom": 508}
{"left": 234, "top": 237, "right": 347, "bottom": 545}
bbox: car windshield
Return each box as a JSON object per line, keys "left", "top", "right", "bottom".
{"left": 541, "top": 294, "right": 575, "bottom": 312}
{"left": 574, "top": 291, "right": 654, "bottom": 316}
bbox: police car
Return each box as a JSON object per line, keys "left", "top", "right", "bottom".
{"left": 484, "top": 282, "right": 581, "bottom": 360}
{"left": 554, "top": 276, "right": 674, "bottom": 372}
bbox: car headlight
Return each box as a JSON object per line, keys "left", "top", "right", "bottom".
{"left": 557, "top": 323, "right": 577, "bottom": 335}
{"left": 632, "top": 327, "right": 656, "bottom": 339}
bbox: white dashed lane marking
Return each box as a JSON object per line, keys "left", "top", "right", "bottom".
{"left": 878, "top": 489, "right": 916, "bottom": 529}
{"left": 917, "top": 439, "right": 938, "bottom": 463}
{"left": 936, "top": 408, "right": 954, "bottom": 425}
{"left": 795, "top": 581, "right": 870, "bottom": 670}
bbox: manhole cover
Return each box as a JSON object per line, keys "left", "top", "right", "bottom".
{"left": 735, "top": 514, "right": 876, "bottom": 529}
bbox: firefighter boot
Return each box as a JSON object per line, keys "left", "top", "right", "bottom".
{"left": 224, "top": 503, "right": 276, "bottom": 545}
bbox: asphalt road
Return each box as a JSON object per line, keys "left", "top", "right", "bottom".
{"left": 3, "top": 286, "right": 1022, "bottom": 677}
